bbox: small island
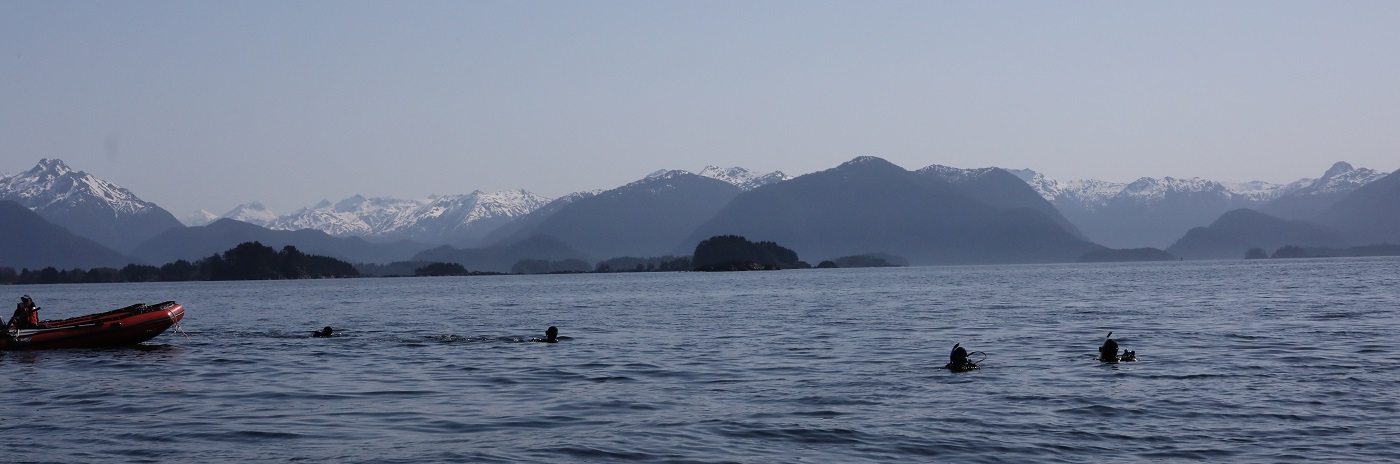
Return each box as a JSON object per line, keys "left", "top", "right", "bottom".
{"left": 691, "top": 235, "right": 804, "bottom": 271}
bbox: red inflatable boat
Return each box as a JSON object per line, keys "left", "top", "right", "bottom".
{"left": 1, "top": 301, "right": 186, "bottom": 350}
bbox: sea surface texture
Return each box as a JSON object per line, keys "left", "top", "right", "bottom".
{"left": 2, "top": 258, "right": 1398, "bottom": 463}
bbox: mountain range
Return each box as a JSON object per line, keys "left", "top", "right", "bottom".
{"left": 182, "top": 166, "right": 789, "bottom": 247}
{"left": 0, "top": 159, "right": 183, "bottom": 253}
{"left": 684, "top": 157, "right": 1101, "bottom": 264}
{"left": 1009, "top": 161, "right": 1387, "bottom": 249}
{"left": 0, "top": 157, "right": 1395, "bottom": 271}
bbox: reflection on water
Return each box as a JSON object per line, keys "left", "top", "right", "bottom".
{"left": 1, "top": 258, "right": 1398, "bottom": 462}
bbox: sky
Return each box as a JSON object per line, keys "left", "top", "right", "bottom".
{"left": 2, "top": 1, "right": 1398, "bottom": 217}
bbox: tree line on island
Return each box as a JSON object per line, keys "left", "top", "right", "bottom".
{"left": 0, "top": 242, "right": 360, "bottom": 284}
{"left": 0, "top": 235, "right": 901, "bottom": 284}
{"left": 1244, "top": 244, "right": 1400, "bottom": 260}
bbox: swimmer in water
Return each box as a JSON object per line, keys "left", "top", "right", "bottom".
{"left": 945, "top": 343, "right": 978, "bottom": 372}
{"left": 1098, "top": 337, "right": 1118, "bottom": 362}
{"left": 1099, "top": 332, "right": 1137, "bottom": 362}
{"left": 312, "top": 326, "right": 334, "bottom": 337}
{"left": 531, "top": 326, "right": 559, "bottom": 343}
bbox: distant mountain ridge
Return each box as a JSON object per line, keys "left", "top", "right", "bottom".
{"left": 1009, "top": 162, "right": 1387, "bottom": 248}
{"left": 484, "top": 170, "right": 743, "bottom": 259}
{"left": 0, "top": 200, "right": 132, "bottom": 269}
{"left": 266, "top": 189, "right": 551, "bottom": 246}
{"left": 1256, "top": 162, "right": 1388, "bottom": 221}
{"left": 694, "top": 166, "right": 790, "bottom": 190}
{"left": 6, "top": 157, "right": 1393, "bottom": 270}
{"left": 130, "top": 218, "right": 431, "bottom": 265}
{"left": 1165, "top": 209, "right": 1344, "bottom": 260}
{"left": 1318, "top": 168, "right": 1400, "bottom": 245}
{"left": 223, "top": 202, "right": 279, "bottom": 227}
{"left": 0, "top": 159, "right": 183, "bottom": 253}
{"left": 685, "top": 156, "right": 1102, "bottom": 264}
{"left": 918, "top": 164, "right": 1086, "bottom": 240}
{"left": 187, "top": 166, "right": 786, "bottom": 246}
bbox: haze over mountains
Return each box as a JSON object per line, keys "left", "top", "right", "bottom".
{"left": 1010, "top": 161, "right": 1387, "bottom": 249}
{"left": 1, "top": 157, "right": 1395, "bottom": 271}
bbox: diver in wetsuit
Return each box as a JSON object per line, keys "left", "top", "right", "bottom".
{"left": 945, "top": 343, "right": 978, "bottom": 372}
{"left": 531, "top": 326, "right": 559, "bottom": 343}
{"left": 1098, "top": 337, "right": 1119, "bottom": 362}
{"left": 1099, "top": 332, "right": 1137, "bottom": 362}
{"left": 312, "top": 326, "right": 334, "bottom": 337}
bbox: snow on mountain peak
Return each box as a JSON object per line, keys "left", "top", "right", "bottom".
{"left": 458, "top": 189, "right": 550, "bottom": 225}
{"left": 643, "top": 170, "right": 691, "bottom": 181}
{"left": 182, "top": 209, "right": 220, "bottom": 226}
{"left": 696, "top": 165, "right": 791, "bottom": 190}
{"left": 0, "top": 158, "right": 159, "bottom": 216}
{"left": 333, "top": 195, "right": 368, "bottom": 212}
{"left": 1304, "top": 161, "right": 1386, "bottom": 195}
{"left": 264, "top": 189, "right": 551, "bottom": 239}
{"left": 222, "top": 202, "right": 278, "bottom": 226}
{"left": 917, "top": 164, "right": 1000, "bottom": 183}
{"left": 1016, "top": 167, "right": 1359, "bottom": 210}
{"left": 33, "top": 158, "right": 73, "bottom": 177}
{"left": 645, "top": 169, "right": 677, "bottom": 179}
{"left": 1322, "top": 161, "right": 1355, "bottom": 179}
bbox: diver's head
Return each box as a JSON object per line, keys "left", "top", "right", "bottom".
{"left": 545, "top": 326, "right": 558, "bottom": 341}
{"left": 1101, "top": 338, "right": 1118, "bottom": 352}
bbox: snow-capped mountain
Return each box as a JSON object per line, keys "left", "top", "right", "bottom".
{"left": 1007, "top": 162, "right": 1387, "bottom": 248}
{"left": 1293, "top": 162, "right": 1385, "bottom": 197}
{"left": 182, "top": 209, "right": 220, "bottom": 227}
{"left": 1256, "top": 162, "right": 1389, "bottom": 220}
{"left": 1, "top": 159, "right": 163, "bottom": 216}
{"left": 646, "top": 166, "right": 790, "bottom": 191}
{"left": 1220, "top": 179, "right": 1314, "bottom": 203}
{"left": 477, "top": 190, "right": 601, "bottom": 246}
{"left": 1007, "top": 170, "right": 1287, "bottom": 248}
{"left": 0, "top": 158, "right": 182, "bottom": 252}
{"left": 1007, "top": 169, "right": 1303, "bottom": 211}
{"left": 696, "top": 166, "right": 791, "bottom": 190}
{"left": 919, "top": 164, "right": 1000, "bottom": 182}
{"left": 222, "top": 202, "right": 278, "bottom": 227}
{"left": 915, "top": 164, "right": 1087, "bottom": 239}
{"left": 266, "top": 189, "right": 551, "bottom": 245}
{"left": 259, "top": 165, "right": 781, "bottom": 245}
{"left": 271, "top": 196, "right": 422, "bottom": 237}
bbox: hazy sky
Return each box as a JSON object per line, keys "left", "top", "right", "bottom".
{"left": 3, "top": 1, "right": 1398, "bottom": 217}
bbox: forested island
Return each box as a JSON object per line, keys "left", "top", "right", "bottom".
{"left": 691, "top": 235, "right": 806, "bottom": 271}
{"left": 1245, "top": 244, "right": 1400, "bottom": 260}
{"left": 4, "top": 235, "right": 925, "bottom": 284}
{"left": 0, "top": 241, "right": 359, "bottom": 284}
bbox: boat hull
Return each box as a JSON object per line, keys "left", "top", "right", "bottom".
{"left": 1, "top": 301, "right": 185, "bottom": 350}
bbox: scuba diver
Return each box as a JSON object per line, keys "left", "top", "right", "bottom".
{"left": 1099, "top": 332, "right": 1137, "bottom": 362}
{"left": 312, "top": 326, "right": 334, "bottom": 337}
{"left": 7, "top": 295, "right": 40, "bottom": 330}
{"left": 945, "top": 343, "right": 980, "bottom": 372}
{"left": 529, "top": 326, "right": 560, "bottom": 343}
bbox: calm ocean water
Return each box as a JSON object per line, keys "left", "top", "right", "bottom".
{"left": 2, "top": 258, "right": 1397, "bottom": 463}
